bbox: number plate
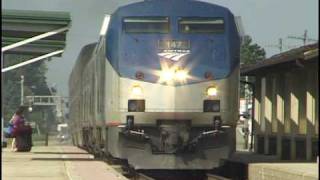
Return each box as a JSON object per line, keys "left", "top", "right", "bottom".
{"left": 158, "top": 40, "right": 190, "bottom": 50}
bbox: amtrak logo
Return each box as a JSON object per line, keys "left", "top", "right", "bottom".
{"left": 158, "top": 49, "right": 190, "bottom": 61}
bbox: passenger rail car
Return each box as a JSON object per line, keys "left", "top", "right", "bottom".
{"left": 69, "top": 0, "right": 240, "bottom": 170}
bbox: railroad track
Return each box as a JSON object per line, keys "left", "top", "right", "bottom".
{"left": 82, "top": 147, "right": 232, "bottom": 180}
{"left": 133, "top": 173, "right": 155, "bottom": 180}
{"left": 131, "top": 172, "right": 230, "bottom": 180}
{"left": 206, "top": 173, "right": 231, "bottom": 180}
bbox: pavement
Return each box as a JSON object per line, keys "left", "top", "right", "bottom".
{"left": 2, "top": 144, "right": 128, "bottom": 180}
{"left": 248, "top": 162, "right": 319, "bottom": 180}
{"left": 2, "top": 138, "right": 318, "bottom": 180}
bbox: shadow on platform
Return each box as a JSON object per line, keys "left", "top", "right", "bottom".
{"left": 33, "top": 152, "right": 89, "bottom": 155}
{"left": 32, "top": 157, "right": 95, "bottom": 161}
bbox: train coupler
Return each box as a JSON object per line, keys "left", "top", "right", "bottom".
{"left": 120, "top": 128, "right": 150, "bottom": 141}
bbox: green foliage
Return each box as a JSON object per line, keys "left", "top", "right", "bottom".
{"left": 2, "top": 54, "right": 53, "bottom": 132}
{"left": 240, "top": 36, "right": 266, "bottom": 98}
{"left": 240, "top": 36, "right": 266, "bottom": 65}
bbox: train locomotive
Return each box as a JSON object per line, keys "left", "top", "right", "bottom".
{"left": 69, "top": 0, "right": 240, "bottom": 170}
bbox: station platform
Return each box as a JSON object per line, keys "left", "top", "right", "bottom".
{"left": 219, "top": 151, "right": 319, "bottom": 180}
{"left": 2, "top": 145, "right": 128, "bottom": 180}
{"left": 248, "top": 162, "right": 318, "bottom": 180}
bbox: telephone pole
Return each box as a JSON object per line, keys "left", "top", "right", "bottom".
{"left": 288, "top": 30, "right": 317, "bottom": 45}
{"left": 266, "top": 38, "right": 283, "bottom": 53}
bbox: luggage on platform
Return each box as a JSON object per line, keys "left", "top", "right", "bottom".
{"left": 15, "top": 125, "right": 32, "bottom": 152}
{"left": 4, "top": 124, "right": 14, "bottom": 138}
{"left": 12, "top": 124, "right": 32, "bottom": 137}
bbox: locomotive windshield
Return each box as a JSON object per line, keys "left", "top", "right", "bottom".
{"left": 123, "top": 17, "right": 169, "bottom": 33}
{"left": 179, "top": 17, "right": 224, "bottom": 33}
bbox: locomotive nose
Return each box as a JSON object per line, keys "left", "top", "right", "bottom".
{"left": 159, "top": 122, "right": 190, "bottom": 153}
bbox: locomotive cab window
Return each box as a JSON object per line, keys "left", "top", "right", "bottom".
{"left": 123, "top": 17, "right": 169, "bottom": 33}
{"left": 179, "top": 17, "right": 224, "bottom": 33}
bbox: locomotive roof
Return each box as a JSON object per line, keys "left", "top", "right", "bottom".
{"left": 70, "top": 42, "right": 96, "bottom": 81}
{"left": 114, "top": 0, "right": 231, "bottom": 17}
{"left": 76, "top": 43, "right": 97, "bottom": 68}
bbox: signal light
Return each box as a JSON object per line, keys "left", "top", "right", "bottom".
{"left": 175, "top": 69, "right": 188, "bottom": 81}
{"left": 131, "top": 85, "right": 143, "bottom": 96}
{"left": 161, "top": 70, "right": 175, "bottom": 82}
{"left": 207, "top": 86, "right": 217, "bottom": 96}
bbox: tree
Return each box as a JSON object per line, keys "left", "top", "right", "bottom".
{"left": 2, "top": 54, "right": 54, "bottom": 133}
{"left": 240, "top": 35, "right": 266, "bottom": 65}
{"left": 240, "top": 36, "right": 266, "bottom": 99}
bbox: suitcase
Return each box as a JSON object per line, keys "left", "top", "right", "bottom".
{"left": 15, "top": 131, "right": 32, "bottom": 152}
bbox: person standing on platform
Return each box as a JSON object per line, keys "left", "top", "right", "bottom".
{"left": 9, "top": 106, "right": 26, "bottom": 151}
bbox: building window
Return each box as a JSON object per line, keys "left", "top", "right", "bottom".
{"left": 281, "top": 138, "right": 291, "bottom": 160}
{"left": 257, "top": 136, "right": 265, "bottom": 154}
{"left": 268, "top": 136, "right": 277, "bottom": 155}
{"left": 312, "top": 139, "right": 318, "bottom": 160}
{"left": 295, "top": 138, "right": 306, "bottom": 160}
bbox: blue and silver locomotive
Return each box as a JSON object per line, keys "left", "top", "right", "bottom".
{"left": 69, "top": 0, "right": 240, "bottom": 170}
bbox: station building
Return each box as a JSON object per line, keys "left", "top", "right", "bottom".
{"left": 241, "top": 43, "right": 318, "bottom": 161}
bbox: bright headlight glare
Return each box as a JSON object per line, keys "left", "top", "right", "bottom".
{"left": 161, "top": 70, "right": 174, "bottom": 82}
{"left": 207, "top": 87, "right": 217, "bottom": 96}
{"left": 175, "top": 70, "right": 187, "bottom": 81}
{"left": 132, "top": 85, "right": 142, "bottom": 95}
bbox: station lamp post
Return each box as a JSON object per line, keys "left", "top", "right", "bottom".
{"left": 21, "top": 75, "right": 24, "bottom": 106}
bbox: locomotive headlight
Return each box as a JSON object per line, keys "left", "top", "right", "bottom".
{"left": 207, "top": 86, "right": 218, "bottom": 96}
{"left": 161, "top": 70, "right": 175, "bottom": 82}
{"left": 132, "top": 85, "right": 143, "bottom": 96}
{"left": 175, "top": 69, "right": 188, "bottom": 81}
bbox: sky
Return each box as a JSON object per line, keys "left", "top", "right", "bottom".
{"left": 3, "top": 0, "right": 319, "bottom": 96}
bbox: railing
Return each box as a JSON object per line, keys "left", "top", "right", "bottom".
{"left": 25, "top": 96, "right": 63, "bottom": 106}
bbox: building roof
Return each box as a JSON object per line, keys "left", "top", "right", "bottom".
{"left": 2, "top": 9, "right": 71, "bottom": 56}
{"left": 241, "top": 43, "right": 318, "bottom": 76}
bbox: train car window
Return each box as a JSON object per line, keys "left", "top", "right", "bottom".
{"left": 179, "top": 17, "right": 224, "bottom": 33}
{"left": 123, "top": 17, "right": 169, "bottom": 33}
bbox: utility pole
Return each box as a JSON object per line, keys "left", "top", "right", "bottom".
{"left": 20, "top": 75, "right": 24, "bottom": 106}
{"left": 244, "top": 76, "right": 250, "bottom": 149}
{"left": 266, "top": 38, "right": 283, "bottom": 53}
{"left": 279, "top": 38, "right": 283, "bottom": 52}
{"left": 288, "top": 30, "right": 318, "bottom": 46}
{"left": 44, "top": 110, "right": 49, "bottom": 146}
{"left": 1, "top": 52, "right": 5, "bottom": 147}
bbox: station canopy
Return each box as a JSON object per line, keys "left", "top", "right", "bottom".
{"left": 2, "top": 9, "right": 71, "bottom": 57}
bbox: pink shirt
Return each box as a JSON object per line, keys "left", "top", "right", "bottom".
{"left": 11, "top": 114, "right": 25, "bottom": 128}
